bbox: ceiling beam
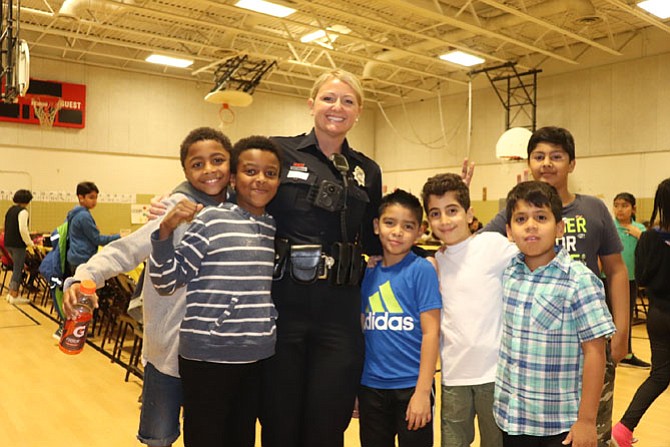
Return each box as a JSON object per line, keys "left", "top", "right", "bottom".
{"left": 602, "top": 0, "right": 670, "bottom": 35}
{"left": 479, "top": 0, "right": 622, "bottom": 56}
{"left": 88, "top": 0, "right": 466, "bottom": 85}
{"left": 380, "top": 0, "right": 580, "bottom": 64}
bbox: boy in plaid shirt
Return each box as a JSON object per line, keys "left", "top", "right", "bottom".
{"left": 494, "top": 181, "right": 615, "bottom": 447}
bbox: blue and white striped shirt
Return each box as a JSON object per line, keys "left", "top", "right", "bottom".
{"left": 494, "top": 247, "right": 615, "bottom": 436}
{"left": 149, "top": 203, "right": 277, "bottom": 364}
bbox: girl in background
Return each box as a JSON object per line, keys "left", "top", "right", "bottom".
{"left": 613, "top": 192, "right": 650, "bottom": 369}
{"left": 612, "top": 179, "right": 670, "bottom": 447}
{"left": 3, "top": 189, "right": 36, "bottom": 304}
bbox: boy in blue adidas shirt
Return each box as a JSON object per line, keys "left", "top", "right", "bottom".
{"left": 359, "top": 189, "right": 441, "bottom": 447}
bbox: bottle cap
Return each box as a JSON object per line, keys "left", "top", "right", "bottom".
{"left": 80, "top": 279, "right": 97, "bottom": 295}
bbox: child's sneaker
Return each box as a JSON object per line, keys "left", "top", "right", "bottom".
{"left": 8, "top": 295, "right": 30, "bottom": 304}
{"left": 612, "top": 422, "right": 633, "bottom": 447}
{"left": 619, "top": 355, "right": 651, "bottom": 369}
{"left": 52, "top": 325, "right": 64, "bottom": 340}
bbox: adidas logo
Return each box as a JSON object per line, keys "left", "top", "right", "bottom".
{"left": 363, "top": 280, "right": 415, "bottom": 331}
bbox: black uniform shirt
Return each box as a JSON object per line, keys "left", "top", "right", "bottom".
{"left": 268, "top": 129, "right": 382, "bottom": 256}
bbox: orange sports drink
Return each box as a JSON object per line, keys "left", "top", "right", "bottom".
{"left": 59, "top": 279, "right": 96, "bottom": 355}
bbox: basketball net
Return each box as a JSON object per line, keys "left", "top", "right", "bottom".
{"left": 31, "top": 96, "right": 63, "bottom": 128}
{"left": 498, "top": 155, "right": 524, "bottom": 175}
{"left": 218, "top": 103, "right": 236, "bottom": 128}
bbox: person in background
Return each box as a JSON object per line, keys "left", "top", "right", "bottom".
{"left": 611, "top": 192, "right": 650, "bottom": 369}
{"left": 149, "top": 136, "right": 281, "bottom": 447}
{"left": 612, "top": 178, "right": 670, "bottom": 447}
{"left": 63, "top": 127, "right": 233, "bottom": 447}
{"left": 497, "top": 181, "right": 615, "bottom": 447}
{"left": 260, "top": 69, "right": 383, "bottom": 447}
{"left": 3, "top": 189, "right": 36, "bottom": 304}
{"left": 423, "top": 173, "right": 518, "bottom": 447}
{"left": 66, "top": 181, "right": 121, "bottom": 274}
{"left": 468, "top": 215, "right": 483, "bottom": 233}
{"left": 483, "top": 126, "right": 628, "bottom": 447}
{"left": 359, "top": 189, "right": 441, "bottom": 447}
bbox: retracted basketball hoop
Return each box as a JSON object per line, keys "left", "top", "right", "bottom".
{"left": 203, "top": 55, "right": 276, "bottom": 128}
{"left": 205, "top": 89, "right": 253, "bottom": 127}
{"left": 496, "top": 127, "right": 532, "bottom": 161}
{"left": 31, "top": 95, "right": 63, "bottom": 128}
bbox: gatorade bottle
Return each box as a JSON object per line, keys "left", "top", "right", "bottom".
{"left": 59, "top": 279, "right": 96, "bottom": 355}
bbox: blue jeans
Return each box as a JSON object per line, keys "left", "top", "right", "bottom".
{"left": 137, "top": 362, "right": 183, "bottom": 447}
{"left": 441, "top": 382, "right": 502, "bottom": 447}
{"left": 6, "top": 246, "right": 26, "bottom": 292}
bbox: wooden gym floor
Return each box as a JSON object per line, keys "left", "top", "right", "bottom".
{"left": 1, "top": 296, "right": 669, "bottom": 446}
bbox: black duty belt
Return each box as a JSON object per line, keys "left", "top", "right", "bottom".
{"left": 273, "top": 241, "right": 364, "bottom": 286}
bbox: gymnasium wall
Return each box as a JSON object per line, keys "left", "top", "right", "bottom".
{"left": 377, "top": 37, "right": 670, "bottom": 225}
{"left": 1, "top": 42, "right": 669, "bottom": 232}
{"left": 0, "top": 58, "right": 375, "bottom": 233}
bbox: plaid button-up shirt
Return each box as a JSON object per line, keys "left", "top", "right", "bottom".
{"left": 494, "top": 247, "right": 616, "bottom": 436}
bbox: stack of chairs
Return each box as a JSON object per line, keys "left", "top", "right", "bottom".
{"left": 0, "top": 232, "right": 13, "bottom": 294}
{"left": 91, "top": 273, "right": 144, "bottom": 379}
{"left": 21, "top": 249, "right": 49, "bottom": 304}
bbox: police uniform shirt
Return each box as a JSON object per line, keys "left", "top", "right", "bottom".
{"left": 269, "top": 129, "right": 382, "bottom": 256}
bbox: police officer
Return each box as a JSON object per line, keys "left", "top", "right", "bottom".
{"left": 261, "top": 69, "right": 382, "bottom": 447}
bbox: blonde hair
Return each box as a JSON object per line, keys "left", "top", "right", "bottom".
{"left": 310, "top": 69, "right": 364, "bottom": 106}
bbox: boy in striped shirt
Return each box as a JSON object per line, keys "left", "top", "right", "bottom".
{"left": 495, "top": 181, "right": 615, "bottom": 447}
{"left": 149, "top": 136, "right": 281, "bottom": 447}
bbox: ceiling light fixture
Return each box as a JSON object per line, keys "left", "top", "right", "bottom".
{"left": 234, "top": 0, "right": 296, "bottom": 18}
{"left": 637, "top": 0, "right": 670, "bottom": 19}
{"left": 301, "top": 30, "right": 327, "bottom": 43}
{"left": 439, "top": 50, "right": 485, "bottom": 67}
{"left": 145, "top": 54, "right": 194, "bottom": 68}
{"left": 300, "top": 25, "right": 351, "bottom": 46}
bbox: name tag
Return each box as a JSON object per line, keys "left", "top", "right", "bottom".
{"left": 287, "top": 170, "right": 309, "bottom": 180}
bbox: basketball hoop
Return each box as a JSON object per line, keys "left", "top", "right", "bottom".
{"left": 495, "top": 127, "right": 531, "bottom": 161}
{"left": 31, "top": 96, "right": 63, "bottom": 128}
{"left": 205, "top": 90, "right": 253, "bottom": 128}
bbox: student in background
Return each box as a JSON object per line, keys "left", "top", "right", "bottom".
{"left": 66, "top": 181, "right": 121, "bottom": 274}
{"left": 63, "top": 127, "right": 233, "bottom": 447}
{"left": 359, "top": 189, "right": 441, "bottom": 447}
{"left": 497, "top": 181, "right": 615, "bottom": 447}
{"left": 3, "top": 189, "right": 36, "bottom": 304}
{"left": 149, "top": 136, "right": 281, "bottom": 447}
{"left": 484, "top": 126, "right": 628, "bottom": 447}
{"left": 612, "top": 178, "right": 670, "bottom": 447}
{"left": 422, "top": 173, "right": 518, "bottom": 447}
{"left": 611, "top": 192, "right": 650, "bottom": 369}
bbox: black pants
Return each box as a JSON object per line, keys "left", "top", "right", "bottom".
{"left": 179, "top": 356, "right": 260, "bottom": 447}
{"left": 260, "top": 278, "right": 364, "bottom": 447}
{"left": 620, "top": 303, "right": 670, "bottom": 430}
{"left": 628, "top": 280, "right": 637, "bottom": 352}
{"left": 503, "top": 432, "right": 569, "bottom": 447}
{"left": 359, "top": 385, "right": 434, "bottom": 447}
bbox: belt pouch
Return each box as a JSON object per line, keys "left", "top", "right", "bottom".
{"left": 331, "top": 242, "right": 352, "bottom": 286}
{"left": 347, "top": 244, "right": 365, "bottom": 286}
{"left": 289, "top": 245, "right": 322, "bottom": 284}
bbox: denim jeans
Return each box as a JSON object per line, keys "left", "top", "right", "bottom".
{"left": 6, "top": 246, "right": 26, "bottom": 292}
{"left": 137, "top": 362, "right": 183, "bottom": 447}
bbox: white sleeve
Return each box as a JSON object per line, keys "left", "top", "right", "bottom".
{"left": 18, "top": 209, "right": 34, "bottom": 247}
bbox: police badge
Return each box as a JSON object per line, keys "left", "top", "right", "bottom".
{"left": 353, "top": 165, "right": 366, "bottom": 187}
